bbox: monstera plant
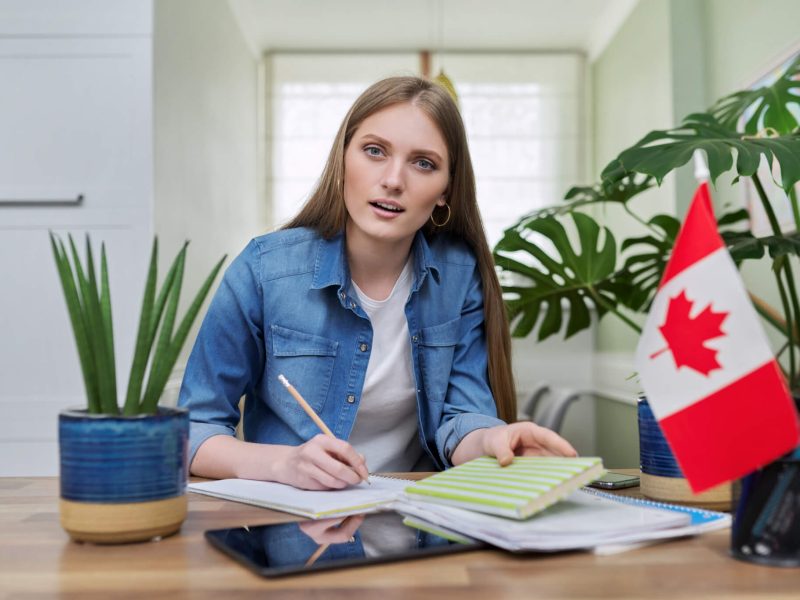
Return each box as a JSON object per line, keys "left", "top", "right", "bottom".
{"left": 494, "top": 54, "right": 800, "bottom": 390}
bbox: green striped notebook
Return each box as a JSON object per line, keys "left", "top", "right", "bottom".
{"left": 405, "top": 456, "right": 605, "bottom": 519}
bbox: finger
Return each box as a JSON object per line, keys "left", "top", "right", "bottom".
{"left": 488, "top": 431, "right": 515, "bottom": 467}
{"left": 335, "top": 514, "right": 365, "bottom": 539}
{"left": 310, "top": 446, "right": 364, "bottom": 487}
{"left": 304, "top": 462, "right": 351, "bottom": 490}
{"left": 300, "top": 517, "right": 344, "bottom": 537}
{"left": 517, "top": 423, "right": 577, "bottom": 457}
{"left": 517, "top": 447, "right": 559, "bottom": 457}
{"left": 317, "top": 436, "right": 370, "bottom": 482}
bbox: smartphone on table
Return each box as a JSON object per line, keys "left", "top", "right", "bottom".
{"left": 588, "top": 472, "right": 640, "bottom": 490}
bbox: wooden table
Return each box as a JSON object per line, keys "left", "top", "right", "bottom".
{"left": 2, "top": 476, "right": 800, "bottom": 599}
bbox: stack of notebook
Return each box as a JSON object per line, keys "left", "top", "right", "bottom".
{"left": 188, "top": 455, "right": 730, "bottom": 552}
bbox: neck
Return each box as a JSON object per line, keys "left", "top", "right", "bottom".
{"left": 346, "top": 224, "right": 414, "bottom": 301}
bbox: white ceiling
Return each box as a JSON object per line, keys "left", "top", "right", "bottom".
{"left": 228, "top": 0, "right": 639, "bottom": 61}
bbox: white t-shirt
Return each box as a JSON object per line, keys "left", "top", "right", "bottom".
{"left": 348, "top": 256, "right": 432, "bottom": 473}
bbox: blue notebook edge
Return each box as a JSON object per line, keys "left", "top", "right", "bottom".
{"left": 580, "top": 487, "right": 731, "bottom": 527}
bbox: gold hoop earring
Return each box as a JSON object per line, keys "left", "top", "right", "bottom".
{"left": 430, "top": 203, "right": 451, "bottom": 227}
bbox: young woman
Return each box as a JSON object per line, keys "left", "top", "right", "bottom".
{"left": 179, "top": 75, "right": 576, "bottom": 490}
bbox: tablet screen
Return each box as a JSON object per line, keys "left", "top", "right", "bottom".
{"left": 205, "top": 510, "right": 485, "bottom": 578}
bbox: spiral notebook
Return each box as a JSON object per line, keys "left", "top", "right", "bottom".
{"left": 395, "top": 488, "right": 731, "bottom": 552}
{"left": 188, "top": 455, "right": 603, "bottom": 520}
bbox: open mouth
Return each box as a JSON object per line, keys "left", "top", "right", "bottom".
{"left": 369, "top": 201, "right": 405, "bottom": 214}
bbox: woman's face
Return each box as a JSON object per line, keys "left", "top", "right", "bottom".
{"left": 343, "top": 102, "right": 450, "bottom": 249}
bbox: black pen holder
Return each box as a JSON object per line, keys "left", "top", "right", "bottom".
{"left": 731, "top": 446, "right": 800, "bottom": 567}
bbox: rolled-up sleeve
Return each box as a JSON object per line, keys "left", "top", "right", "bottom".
{"left": 178, "top": 240, "right": 265, "bottom": 465}
{"left": 434, "top": 263, "right": 505, "bottom": 467}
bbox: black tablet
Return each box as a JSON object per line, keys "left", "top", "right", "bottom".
{"left": 204, "top": 510, "right": 486, "bottom": 578}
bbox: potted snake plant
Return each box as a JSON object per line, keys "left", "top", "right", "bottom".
{"left": 493, "top": 55, "right": 800, "bottom": 566}
{"left": 51, "top": 233, "right": 225, "bottom": 543}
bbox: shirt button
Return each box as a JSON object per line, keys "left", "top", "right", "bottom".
{"left": 411, "top": 335, "right": 418, "bottom": 343}
{"left": 346, "top": 394, "right": 356, "bottom": 404}
{"left": 339, "top": 291, "right": 345, "bottom": 299}
{"left": 359, "top": 343, "right": 368, "bottom": 352}
{"left": 350, "top": 301, "right": 357, "bottom": 309}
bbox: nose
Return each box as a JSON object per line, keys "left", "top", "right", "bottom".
{"left": 380, "top": 158, "right": 404, "bottom": 193}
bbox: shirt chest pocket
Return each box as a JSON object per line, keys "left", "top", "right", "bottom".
{"left": 418, "top": 317, "right": 460, "bottom": 404}
{"left": 267, "top": 325, "right": 338, "bottom": 415}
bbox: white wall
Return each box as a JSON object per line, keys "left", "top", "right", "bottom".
{"left": 154, "top": 0, "right": 266, "bottom": 387}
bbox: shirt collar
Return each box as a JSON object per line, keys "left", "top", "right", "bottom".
{"left": 311, "top": 230, "right": 441, "bottom": 293}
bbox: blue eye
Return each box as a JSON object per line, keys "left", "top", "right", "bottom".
{"left": 365, "top": 146, "right": 383, "bottom": 157}
{"left": 417, "top": 159, "right": 435, "bottom": 171}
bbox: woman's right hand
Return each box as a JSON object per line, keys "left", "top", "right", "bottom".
{"left": 298, "top": 514, "right": 364, "bottom": 544}
{"left": 275, "top": 434, "right": 369, "bottom": 490}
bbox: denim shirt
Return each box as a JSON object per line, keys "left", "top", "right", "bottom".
{"left": 178, "top": 227, "right": 505, "bottom": 470}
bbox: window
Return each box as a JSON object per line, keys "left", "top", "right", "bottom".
{"left": 268, "top": 52, "right": 586, "bottom": 248}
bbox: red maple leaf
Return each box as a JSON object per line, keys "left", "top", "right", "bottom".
{"left": 650, "top": 290, "right": 729, "bottom": 376}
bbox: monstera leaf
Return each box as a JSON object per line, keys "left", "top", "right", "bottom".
{"left": 723, "top": 230, "right": 800, "bottom": 261}
{"left": 493, "top": 212, "right": 623, "bottom": 341}
{"left": 561, "top": 174, "right": 655, "bottom": 211}
{"left": 601, "top": 113, "right": 800, "bottom": 192}
{"left": 516, "top": 175, "right": 655, "bottom": 220}
{"left": 618, "top": 215, "right": 681, "bottom": 312}
{"left": 618, "top": 208, "right": 750, "bottom": 312}
{"left": 710, "top": 54, "right": 800, "bottom": 135}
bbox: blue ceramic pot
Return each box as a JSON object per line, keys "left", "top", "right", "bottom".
{"left": 637, "top": 396, "right": 684, "bottom": 478}
{"left": 637, "top": 397, "right": 731, "bottom": 508}
{"left": 58, "top": 406, "right": 189, "bottom": 543}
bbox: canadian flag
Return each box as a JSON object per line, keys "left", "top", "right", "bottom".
{"left": 635, "top": 182, "right": 800, "bottom": 492}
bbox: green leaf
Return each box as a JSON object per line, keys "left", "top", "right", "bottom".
{"left": 709, "top": 54, "right": 800, "bottom": 135}
{"left": 722, "top": 230, "right": 765, "bottom": 261}
{"left": 617, "top": 215, "right": 679, "bottom": 311}
{"left": 723, "top": 231, "right": 800, "bottom": 262}
{"left": 716, "top": 208, "right": 750, "bottom": 227}
{"left": 99, "top": 243, "right": 116, "bottom": 412}
{"left": 123, "top": 238, "right": 159, "bottom": 415}
{"left": 139, "top": 252, "right": 227, "bottom": 413}
{"left": 600, "top": 113, "right": 800, "bottom": 192}
{"left": 516, "top": 174, "right": 655, "bottom": 221}
{"left": 614, "top": 207, "right": 747, "bottom": 312}
{"left": 140, "top": 244, "right": 187, "bottom": 412}
{"left": 564, "top": 174, "right": 655, "bottom": 205}
{"left": 493, "top": 212, "right": 619, "bottom": 342}
{"left": 50, "top": 233, "right": 100, "bottom": 413}
{"left": 67, "top": 234, "right": 107, "bottom": 413}
{"left": 80, "top": 235, "right": 117, "bottom": 414}
{"left": 125, "top": 239, "right": 190, "bottom": 414}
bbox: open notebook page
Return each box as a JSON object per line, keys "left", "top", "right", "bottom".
{"left": 188, "top": 475, "right": 409, "bottom": 519}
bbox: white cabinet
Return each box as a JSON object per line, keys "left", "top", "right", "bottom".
{"left": 0, "top": 1, "right": 154, "bottom": 475}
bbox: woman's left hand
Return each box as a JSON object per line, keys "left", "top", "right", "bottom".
{"left": 452, "top": 422, "right": 578, "bottom": 466}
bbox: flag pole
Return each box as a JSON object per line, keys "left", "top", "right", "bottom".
{"left": 693, "top": 149, "right": 710, "bottom": 183}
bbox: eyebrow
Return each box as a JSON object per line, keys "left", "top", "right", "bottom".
{"left": 359, "top": 133, "right": 444, "bottom": 164}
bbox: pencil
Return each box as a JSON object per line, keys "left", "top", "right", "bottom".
{"left": 277, "top": 373, "right": 370, "bottom": 484}
{"left": 304, "top": 542, "right": 330, "bottom": 567}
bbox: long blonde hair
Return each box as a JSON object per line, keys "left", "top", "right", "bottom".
{"left": 283, "top": 76, "right": 517, "bottom": 423}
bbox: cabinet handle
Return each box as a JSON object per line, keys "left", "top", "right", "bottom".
{"left": 0, "top": 194, "right": 84, "bottom": 207}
